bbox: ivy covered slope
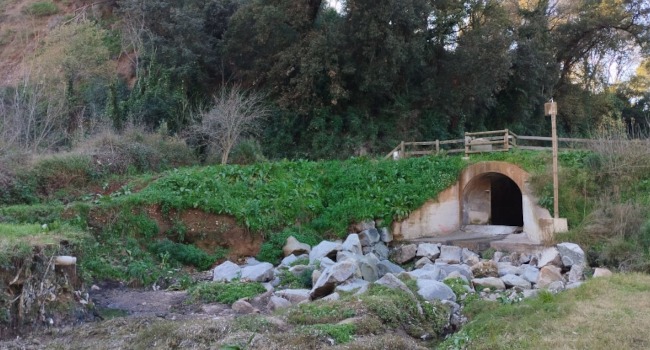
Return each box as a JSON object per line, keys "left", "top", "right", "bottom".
{"left": 123, "top": 156, "right": 464, "bottom": 237}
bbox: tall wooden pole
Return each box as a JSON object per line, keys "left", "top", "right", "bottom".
{"left": 551, "top": 112, "right": 559, "bottom": 219}
{"left": 545, "top": 100, "right": 559, "bottom": 219}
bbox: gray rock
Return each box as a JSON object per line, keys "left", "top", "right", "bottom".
{"left": 371, "top": 242, "right": 390, "bottom": 261}
{"left": 416, "top": 279, "right": 456, "bottom": 302}
{"left": 462, "top": 248, "right": 480, "bottom": 266}
{"left": 557, "top": 242, "right": 586, "bottom": 268}
{"left": 566, "top": 282, "right": 583, "bottom": 290}
{"left": 320, "top": 257, "right": 336, "bottom": 270}
{"left": 336, "top": 250, "right": 358, "bottom": 263}
{"left": 335, "top": 279, "right": 370, "bottom": 294}
{"left": 438, "top": 245, "right": 462, "bottom": 264}
{"left": 521, "top": 265, "right": 540, "bottom": 284}
{"left": 568, "top": 264, "right": 585, "bottom": 283}
{"left": 359, "top": 228, "right": 381, "bottom": 246}
{"left": 245, "top": 257, "right": 262, "bottom": 266}
{"left": 375, "top": 273, "right": 411, "bottom": 295}
{"left": 280, "top": 254, "right": 298, "bottom": 267}
{"left": 358, "top": 254, "right": 380, "bottom": 282}
{"left": 341, "top": 234, "right": 363, "bottom": 255}
{"left": 309, "top": 241, "right": 341, "bottom": 264}
{"left": 537, "top": 247, "right": 562, "bottom": 268}
{"left": 289, "top": 265, "right": 310, "bottom": 277}
{"left": 311, "top": 260, "right": 361, "bottom": 299}
{"left": 379, "top": 227, "right": 393, "bottom": 243}
{"left": 213, "top": 261, "right": 241, "bottom": 282}
{"left": 263, "top": 282, "right": 275, "bottom": 292}
{"left": 241, "top": 262, "right": 275, "bottom": 282}
{"left": 546, "top": 280, "right": 565, "bottom": 293}
{"left": 500, "top": 274, "right": 532, "bottom": 289}
{"left": 311, "top": 270, "right": 322, "bottom": 287}
{"left": 391, "top": 244, "right": 417, "bottom": 264}
{"left": 519, "top": 253, "right": 531, "bottom": 265}
{"left": 492, "top": 251, "right": 505, "bottom": 262}
{"left": 472, "top": 277, "right": 506, "bottom": 291}
{"left": 497, "top": 262, "right": 522, "bottom": 277}
{"left": 268, "top": 296, "right": 292, "bottom": 311}
{"left": 435, "top": 263, "right": 473, "bottom": 281}
{"left": 416, "top": 243, "right": 441, "bottom": 260}
{"left": 522, "top": 289, "right": 539, "bottom": 299}
{"left": 275, "top": 289, "right": 311, "bottom": 304}
{"left": 537, "top": 265, "right": 563, "bottom": 289}
{"left": 322, "top": 292, "right": 340, "bottom": 301}
{"left": 283, "top": 236, "right": 311, "bottom": 257}
{"left": 415, "top": 257, "right": 433, "bottom": 269}
{"left": 444, "top": 271, "right": 469, "bottom": 284}
{"left": 377, "top": 260, "right": 405, "bottom": 277}
{"left": 407, "top": 263, "right": 441, "bottom": 280}
{"left": 232, "top": 299, "right": 256, "bottom": 314}
{"left": 593, "top": 267, "right": 613, "bottom": 278}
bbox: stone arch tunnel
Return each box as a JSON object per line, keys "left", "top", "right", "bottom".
{"left": 392, "top": 161, "right": 567, "bottom": 244}
{"left": 462, "top": 172, "right": 523, "bottom": 227}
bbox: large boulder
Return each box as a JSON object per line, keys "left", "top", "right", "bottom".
{"left": 268, "top": 296, "right": 292, "bottom": 311}
{"left": 435, "top": 263, "right": 473, "bottom": 281}
{"left": 213, "top": 261, "right": 241, "bottom": 282}
{"left": 438, "top": 245, "right": 463, "bottom": 264}
{"left": 241, "top": 262, "right": 275, "bottom": 282}
{"left": 375, "top": 273, "right": 412, "bottom": 296}
{"left": 391, "top": 244, "right": 417, "bottom": 264}
{"left": 556, "top": 243, "right": 586, "bottom": 268}
{"left": 358, "top": 254, "right": 380, "bottom": 282}
{"left": 416, "top": 243, "right": 441, "bottom": 260}
{"left": 500, "top": 274, "right": 532, "bottom": 289}
{"left": 521, "top": 265, "right": 540, "bottom": 284}
{"left": 568, "top": 264, "right": 584, "bottom": 283}
{"left": 311, "top": 260, "right": 360, "bottom": 299}
{"left": 309, "top": 241, "right": 341, "bottom": 264}
{"left": 497, "top": 262, "right": 523, "bottom": 277}
{"left": 359, "top": 229, "right": 381, "bottom": 247}
{"left": 379, "top": 227, "right": 393, "bottom": 243}
{"left": 537, "top": 265, "right": 564, "bottom": 289}
{"left": 406, "top": 264, "right": 441, "bottom": 280}
{"left": 377, "top": 260, "right": 405, "bottom": 276}
{"left": 415, "top": 257, "right": 433, "bottom": 269}
{"left": 341, "top": 234, "right": 363, "bottom": 255}
{"left": 283, "top": 236, "right": 311, "bottom": 257}
{"left": 232, "top": 299, "right": 257, "bottom": 314}
{"left": 472, "top": 277, "right": 506, "bottom": 291}
{"left": 371, "top": 242, "right": 390, "bottom": 260}
{"left": 537, "top": 247, "right": 562, "bottom": 268}
{"left": 416, "top": 279, "right": 456, "bottom": 302}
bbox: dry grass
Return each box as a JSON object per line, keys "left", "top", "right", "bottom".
{"left": 447, "top": 273, "right": 650, "bottom": 350}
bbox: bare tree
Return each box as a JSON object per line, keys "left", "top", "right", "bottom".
{"left": 193, "top": 86, "right": 270, "bottom": 164}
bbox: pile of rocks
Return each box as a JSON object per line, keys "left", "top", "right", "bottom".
{"left": 212, "top": 226, "right": 608, "bottom": 322}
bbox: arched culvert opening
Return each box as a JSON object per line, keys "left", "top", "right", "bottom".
{"left": 462, "top": 172, "right": 523, "bottom": 227}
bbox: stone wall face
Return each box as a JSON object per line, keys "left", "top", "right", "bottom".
{"left": 394, "top": 161, "right": 556, "bottom": 243}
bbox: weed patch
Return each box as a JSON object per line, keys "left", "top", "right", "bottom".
{"left": 187, "top": 281, "right": 266, "bottom": 305}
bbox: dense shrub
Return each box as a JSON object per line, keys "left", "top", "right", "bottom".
{"left": 149, "top": 239, "right": 226, "bottom": 271}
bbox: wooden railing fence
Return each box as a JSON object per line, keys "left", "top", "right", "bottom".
{"left": 384, "top": 129, "right": 650, "bottom": 159}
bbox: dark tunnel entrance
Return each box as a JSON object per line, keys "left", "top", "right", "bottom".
{"left": 462, "top": 172, "right": 524, "bottom": 227}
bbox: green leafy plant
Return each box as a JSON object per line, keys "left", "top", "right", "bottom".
{"left": 187, "top": 281, "right": 266, "bottom": 305}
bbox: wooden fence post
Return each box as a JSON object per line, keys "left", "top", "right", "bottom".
{"left": 435, "top": 140, "right": 440, "bottom": 154}
{"left": 504, "top": 129, "right": 509, "bottom": 151}
{"left": 400, "top": 141, "right": 405, "bottom": 159}
{"left": 464, "top": 133, "right": 469, "bottom": 157}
